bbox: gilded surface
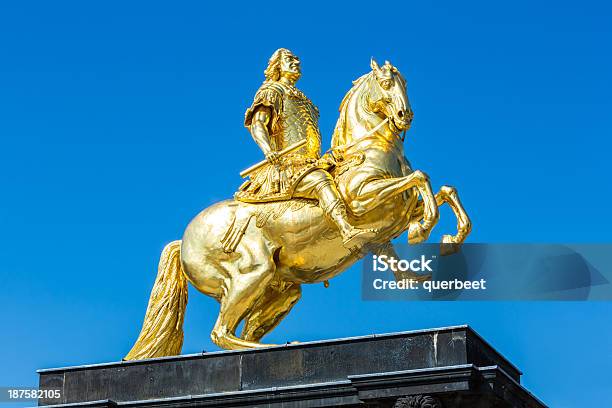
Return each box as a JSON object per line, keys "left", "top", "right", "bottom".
{"left": 125, "top": 49, "right": 472, "bottom": 360}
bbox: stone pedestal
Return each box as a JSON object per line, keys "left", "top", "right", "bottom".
{"left": 37, "top": 325, "right": 545, "bottom": 407}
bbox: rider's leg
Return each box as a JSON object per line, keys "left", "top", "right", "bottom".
{"left": 241, "top": 283, "right": 302, "bottom": 342}
{"left": 294, "top": 170, "right": 377, "bottom": 248}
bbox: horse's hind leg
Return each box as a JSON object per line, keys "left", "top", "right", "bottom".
{"left": 241, "top": 283, "right": 302, "bottom": 343}
{"left": 210, "top": 246, "right": 278, "bottom": 350}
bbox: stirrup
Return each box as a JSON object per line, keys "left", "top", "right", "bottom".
{"left": 342, "top": 228, "right": 377, "bottom": 249}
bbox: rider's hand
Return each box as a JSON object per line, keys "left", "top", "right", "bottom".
{"left": 265, "top": 150, "right": 280, "bottom": 165}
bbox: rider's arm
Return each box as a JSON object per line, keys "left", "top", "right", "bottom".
{"left": 250, "top": 106, "right": 279, "bottom": 164}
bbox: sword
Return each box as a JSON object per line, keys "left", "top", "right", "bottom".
{"left": 240, "top": 140, "right": 307, "bottom": 178}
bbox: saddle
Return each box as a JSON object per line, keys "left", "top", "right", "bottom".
{"left": 220, "top": 199, "right": 318, "bottom": 253}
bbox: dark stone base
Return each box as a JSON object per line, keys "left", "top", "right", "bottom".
{"left": 37, "top": 325, "right": 545, "bottom": 407}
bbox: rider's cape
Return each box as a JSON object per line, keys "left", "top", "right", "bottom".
{"left": 235, "top": 81, "right": 331, "bottom": 203}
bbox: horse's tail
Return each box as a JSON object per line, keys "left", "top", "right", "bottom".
{"left": 124, "top": 240, "right": 188, "bottom": 360}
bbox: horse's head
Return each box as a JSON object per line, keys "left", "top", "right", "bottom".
{"left": 332, "top": 58, "right": 414, "bottom": 148}
{"left": 367, "top": 58, "right": 413, "bottom": 133}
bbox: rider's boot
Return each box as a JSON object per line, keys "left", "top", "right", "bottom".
{"left": 316, "top": 182, "right": 377, "bottom": 249}
{"left": 329, "top": 202, "right": 378, "bottom": 249}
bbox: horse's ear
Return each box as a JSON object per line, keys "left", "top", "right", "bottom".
{"left": 370, "top": 57, "right": 381, "bottom": 73}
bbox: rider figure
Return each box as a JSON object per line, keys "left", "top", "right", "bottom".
{"left": 236, "top": 48, "right": 376, "bottom": 248}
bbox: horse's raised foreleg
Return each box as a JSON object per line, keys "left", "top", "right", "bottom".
{"left": 241, "top": 283, "right": 302, "bottom": 343}
{"left": 410, "top": 185, "right": 472, "bottom": 253}
{"left": 345, "top": 170, "right": 439, "bottom": 243}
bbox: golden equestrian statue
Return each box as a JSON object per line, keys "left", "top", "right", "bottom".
{"left": 125, "top": 48, "right": 472, "bottom": 360}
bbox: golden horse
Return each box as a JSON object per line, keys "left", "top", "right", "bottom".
{"left": 125, "top": 59, "right": 471, "bottom": 360}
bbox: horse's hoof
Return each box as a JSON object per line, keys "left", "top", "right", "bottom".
{"left": 440, "top": 234, "right": 460, "bottom": 256}
{"left": 408, "top": 223, "right": 428, "bottom": 244}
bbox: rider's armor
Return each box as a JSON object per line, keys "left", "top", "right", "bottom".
{"left": 236, "top": 81, "right": 329, "bottom": 203}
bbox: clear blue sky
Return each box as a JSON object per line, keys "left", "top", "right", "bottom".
{"left": 0, "top": 1, "right": 611, "bottom": 407}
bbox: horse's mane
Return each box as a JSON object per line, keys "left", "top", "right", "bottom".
{"left": 332, "top": 72, "right": 371, "bottom": 147}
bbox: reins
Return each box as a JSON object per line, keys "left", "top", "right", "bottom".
{"left": 327, "top": 117, "right": 408, "bottom": 157}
